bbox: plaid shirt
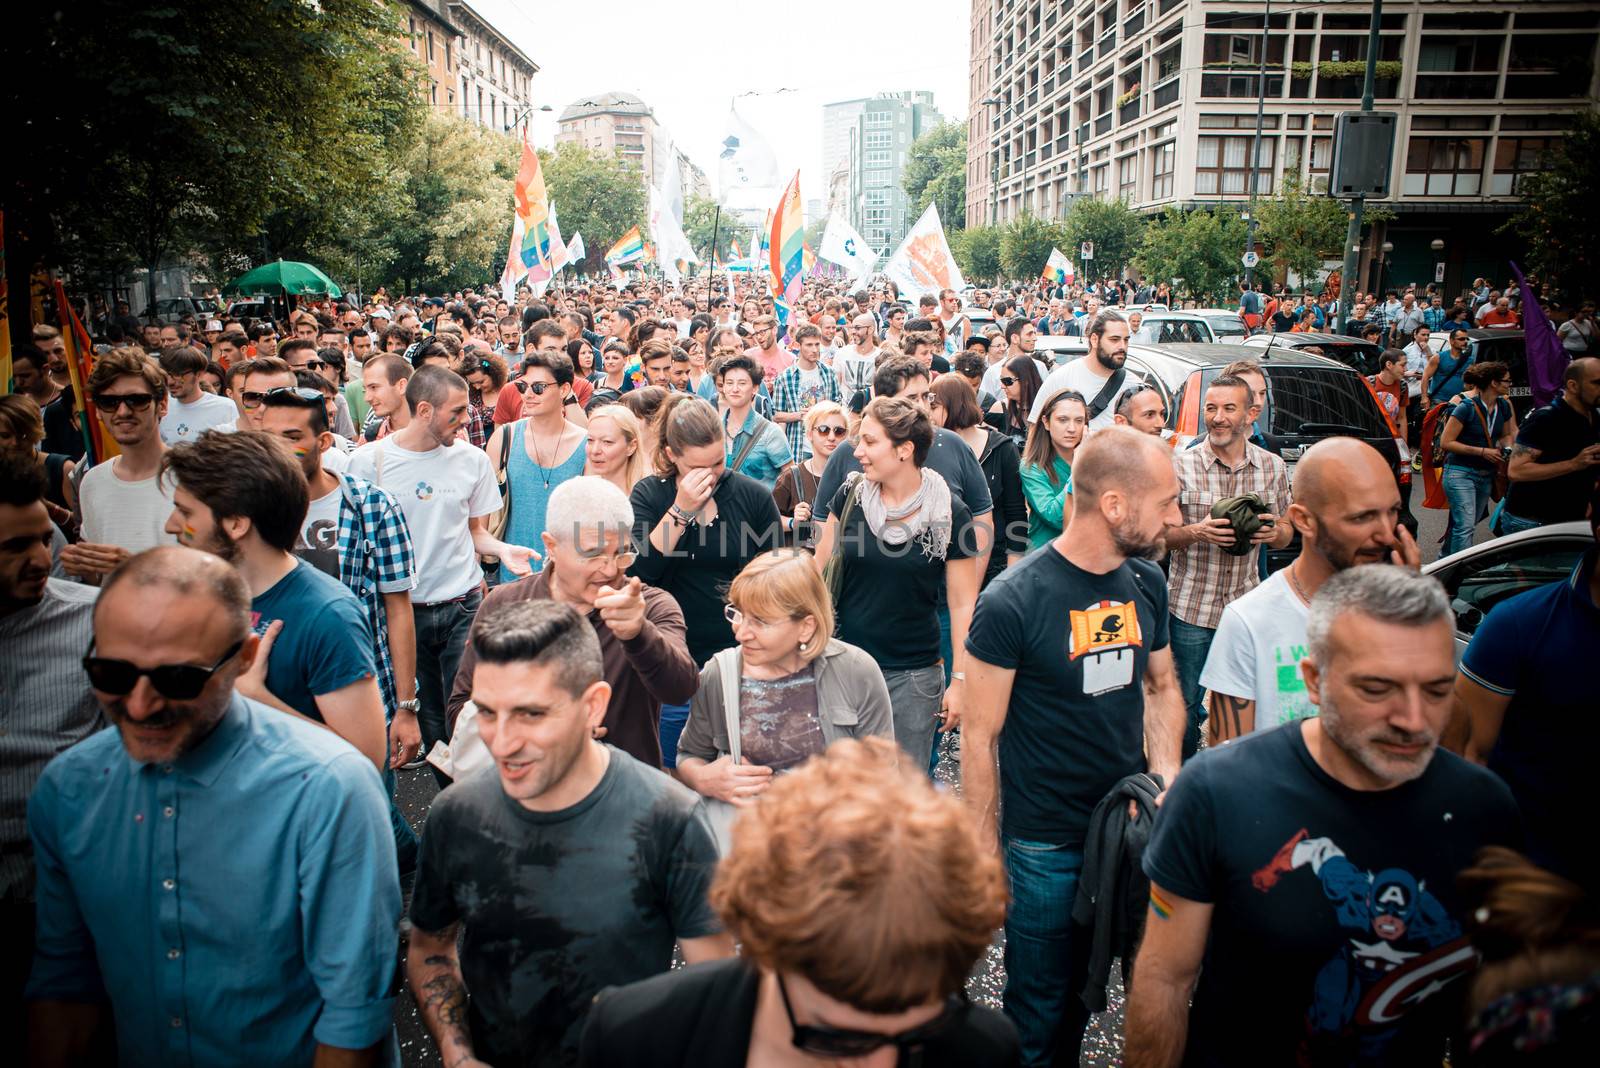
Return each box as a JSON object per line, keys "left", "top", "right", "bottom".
{"left": 1168, "top": 438, "right": 1291, "bottom": 629}
{"left": 1422, "top": 305, "right": 1448, "bottom": 333}
{"left": 464, "top": 390, "right": 494, "bottom": 450}
{"left": 333, "top": 473, "right": 417, "bottom": 716}
{"left": 770, "top": 362, "right": 841, "bottom": 458}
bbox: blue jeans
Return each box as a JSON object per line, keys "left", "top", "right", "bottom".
{"left": 1496, "top": 510, "right": 1541, "bottom": 536}
{"left": 883, "top": 664, "right": 944, "bottom": 769}
{"left": 659, "top": 702, "right": 690, "bottom": 769}
{"left": 931, "top": 606, "right": 954, "bottom": 776}
{"left": 1443, "top": 465, "right": 1494, "bottom": 557}
{"left": 414, "top": 589, "right": 482, "bottom": 787}
{"left": 1168, "top": 614, "right": 1216, "bottom": 760}
{"left": 1003, "top": 837, "right": 1090, "bottom": 1067}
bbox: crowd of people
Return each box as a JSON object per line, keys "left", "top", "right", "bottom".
{"left": 3, "top": 268, "right": 1596, "bottom": 1067}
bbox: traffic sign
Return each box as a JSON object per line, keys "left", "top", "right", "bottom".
{"left": 1242, "top": 250, "right": 1260, "bottom": 268}
{"left": 1080, "top": 241, "right": 1094, "bottom": 260}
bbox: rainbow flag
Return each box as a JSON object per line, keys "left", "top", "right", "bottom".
{"left": 54, "top": 278, "right": 114, "bottom": 464}
{"left": 730, "top": 237, "right": 742, "bottom": 260}
{"left": 769, "top": 172, "right": 804, "bottom": 307}
{"left": 1041, "top": 247, "right": 1074, "bottom": 288}
{"left": 605, "top": 226, "right": 646, "bottom": 265}
{"left": 512, "top": 136, "right": 554, "bottom": 276}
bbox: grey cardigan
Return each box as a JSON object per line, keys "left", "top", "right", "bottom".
{"left": 676, "top": 638, "right": 895, "bottom": 762}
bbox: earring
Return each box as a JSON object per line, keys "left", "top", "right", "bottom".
{"left": 798, "top": 640, "right": 808, "bottom": 653}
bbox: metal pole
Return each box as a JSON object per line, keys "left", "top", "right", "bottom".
{"left": 1337, "top": 0, "right": 1384, "bottom": 332}
{"left": 1243, "top": 0, "right": 1272, "bottom": 290}
{"left": 709, "top": 205, "right": 722, "bottom": 300}
{"left": 989, "top": 103, "right": 1000, "bottom": 226}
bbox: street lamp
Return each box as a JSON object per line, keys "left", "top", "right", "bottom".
{"left": 1430, "top": 238, "right": 1446, "bottom": 290}
{"left": 504, "top": 103, "right": 554, "bottom": 133}
{"left": 1376, "top": 240, "right": 1394, "bottom": 299}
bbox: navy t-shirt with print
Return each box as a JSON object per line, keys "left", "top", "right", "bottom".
{"left": 965, "top": 544, "right": 1169, "bottom": 846}
{"left": 1143, "top": 722, "right": 1521, "bottom": 1067}
{"left": 250, "top": 559, "right": 375, "bottom": 721}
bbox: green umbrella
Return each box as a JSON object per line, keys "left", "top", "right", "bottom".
{"left": 227, "top": 259, "right": 343, "bottom": 298}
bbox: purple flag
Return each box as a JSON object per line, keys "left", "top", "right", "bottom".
{"left": 1510, "top": 261, "right": 1567, "bottom": 407}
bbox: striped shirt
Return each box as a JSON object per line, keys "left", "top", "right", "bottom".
{"left": 0, "top": 579, "right": 104, "bottom": 900}
{"left": 1168, "top": 438, "right": 1291, "bottom": 630}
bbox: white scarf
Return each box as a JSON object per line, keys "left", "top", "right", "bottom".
{"left": 853, "top": 468, "right": 954, "bottom": 560}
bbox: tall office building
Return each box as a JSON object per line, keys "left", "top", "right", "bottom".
{"left": 967, "top": 0, "right": 1598, "bottom": 292}
{"left": 826, "top": 92, "right": 944, "bottom": 253}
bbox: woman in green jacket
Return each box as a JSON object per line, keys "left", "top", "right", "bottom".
{"left": 1019, "top": 387, "right": 1088, "bottom": 550}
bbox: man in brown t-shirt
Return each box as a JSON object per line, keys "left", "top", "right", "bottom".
{"left": 447, "top": 477, "right": 697, "bottom": 767}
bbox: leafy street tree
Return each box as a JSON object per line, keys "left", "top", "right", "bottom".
{"left": 541, "top": 143, "right": 647, "bottom": 275}
{"left": 1136, "top": 208, "right": 1252, "bottom": 305}
{"left": 682, "top": 194, "right": 736, "bottom": 263}
{"left": 1500, "top": 111, "right": 1599, "bottom": 302}
{"left": 1060, "top": 198, "right": 1145, "bottom": 282}
{"left": 954, "top": 226, "right": 1004, "bottom": 283}
{"left": 903, "top": 123, "right": 968, "bottom": 231}
{"left": 999, "top": 215, "right": 1067, "bottom": 282}
{"left": 1250, "top": 174, "right": 1351, "bottom": 293}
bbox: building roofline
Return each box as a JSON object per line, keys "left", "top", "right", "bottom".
{"left": 447, "top": 1, "right": 539, "bottom": 74}
{"left": 407, "top": 0, "right": 462, "bottom": 36}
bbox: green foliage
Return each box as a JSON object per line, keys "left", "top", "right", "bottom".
{"left": 1251, "top": 173, "right": 1350, "bottom": 289}
{"left": 1060, "top": 198, "right": 1145, "bottom": 281}
{"left": 902, "top": 123, "right": 968, "bottom": 231}
{"left": 1291, "top": 60, "right": 1403, "bottom": 80}
{"left": 953, "top": 226, "right": 1004, "bottom": 283}
{"left": 1135, "top": 208, "right": 1252, "bottom": 305}
{"left": 999, "top": 215, "right": 1066, "bottom": 281}
{"left": 541, "top": 143, "right": 647, "bottom": 274}
{"left": 682, "top": 194, "right": 736, "bottom": 262}
{"left": 1500, "top": 111, "right": 1600, "bottom": 301}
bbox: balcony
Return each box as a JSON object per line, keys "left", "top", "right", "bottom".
{"left": 1095, "top": 113, "right": 1113, "bottom": 136}
{"left": 1153, "top": 78, "right": 1180, "bottom": 108}
{"left": 1079, "top": 47, "right": 1095, "bottom": 69}
{"left": 1124, "top": 10, "right": 1145, "bottom": 37}
{"left": 1099, "top": 33, "right": 1116, "bottom": 60}
{"left": 1077, "top": 121, "right": 1090, "bottom": 143}
{"left": 1119, "top": 98, "right": 1141, "bottom": 123}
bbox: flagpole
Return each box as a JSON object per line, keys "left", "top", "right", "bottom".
{"left": 709, "top": 205, "right": 722, "bottom": 301}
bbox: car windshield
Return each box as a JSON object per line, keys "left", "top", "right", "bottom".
{"left": 1266, "top": 366, "right": 1390, "bottom": 439}
{"left": 1208, "top": 316, "right": 1248, "bottom": 338}
{"left": 1136, "top": 321, "right": 1209, "bottom": 344}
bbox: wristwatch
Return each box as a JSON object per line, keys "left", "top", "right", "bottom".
{"left": 396, "top": 699, "right": 421, "bottom": 713}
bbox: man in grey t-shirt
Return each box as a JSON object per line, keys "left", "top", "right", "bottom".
{"left": 406, "top": 601, "right": 732, "bottom": 1068}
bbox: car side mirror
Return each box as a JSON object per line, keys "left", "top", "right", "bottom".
{"left": 1451, "top": 597, "right": 1483, "bottom": 634}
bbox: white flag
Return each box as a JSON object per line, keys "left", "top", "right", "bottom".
{"left": 881, "top": 202, "right": 966, "bottom": 301}
{"left": 819, "top": 214, "right": 878, "bottom": 280}
{"left": 499, "top": 213, "right": 527, "bottom": 303}
{"left": 547, "top": 203, "right": 568, "bottom": 273}
{"left": 649, "top": 185, "right": 699, "bottom": 285}
{"left": 565, "top": 232, "right": 586, "bottom": 268}
{"left": 718, "top": 106, "right": 781, "bottom": 209}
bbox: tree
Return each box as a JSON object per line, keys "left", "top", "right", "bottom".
{"left": 999, "top": 215, "right": 1066, "bottom": 282}
{"left": 1135, "top": 208, "right": 1252, "bottom": 305}
{"left": 682, "top": 194, "right": 737, "bottom": 263}
{"left": 1060, "top": 198, "right": 1145, "bottom": 281}
{"left": 1500, "top": 111, "right": 1600, "bottom": 301}
{"left": 953, "top": 225, "right": 1004, "bottom": 283}
{"left": 903, "top": 123, "right": 968, "bottom": 231}
{"left": 1250, "top": 174, "right": 1350, "bottom": 291}
{"left": 542, "top": 143, "right": 647, "bottom": 275}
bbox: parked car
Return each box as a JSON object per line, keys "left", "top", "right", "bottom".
{"left": 141, "top": 296, "right": 220, "bottom": 324}
{"left": 226, "top": 300, "right": 276, "bottom": 322}
{"left": 1122, "top": 342, "right": 1403, "bottom": 573}
{"left": 961, "top": 305, "right": 997, "bottom": 335}
{"left": 1423, "top": 520, "right": 1591, "bottom": 659}
{"left": 1129, "top": 311, "right": 1216, "bottom": 345}
{"left": 1426, "top": 329, "right": 1534, "bottom": 415}
{"left": 1238, "top": 330, "right": 1385, "bottom": 377}
{"left": 1193, "top": 309, "right": 1250, "bottom": 341}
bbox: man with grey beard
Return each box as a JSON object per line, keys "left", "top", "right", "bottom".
{"left": 1126, "top": 565, "right": 1521, "bottom": 1068}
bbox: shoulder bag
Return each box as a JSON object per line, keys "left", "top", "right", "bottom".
{"left": 703, "top": 649, "right": 745, "bottom": 856}
{"left": 821, "top": 474, "right": 865, "bottom": 611}
{"left": 1085, "top": 367, "right": 1129, "bottom": 422}
{"left": 1471, "top": 399, "right": 1509, "bottom": 502}
{"left": 484, "top": 423, "right": 514, "bottom": 540}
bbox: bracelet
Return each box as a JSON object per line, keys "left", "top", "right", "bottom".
{"left": 949, "top": 671, "right": 967, "bottom": 682}
{"left": 668, "top": 504, "right": 697, "bottom": 526}
{"left": 396, "top": 699, "right": 420, "bottom": 713}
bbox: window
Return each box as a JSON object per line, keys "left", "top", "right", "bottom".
{"left": 1117, "top": 154, "right": 1137, "bottom": 200}
{"left": 1195, "top": 135, "right": 1275, "bottom": 195}
{"left": 865, "top": 189, "right": 889, "bottom": 206}
{"left": 1402, "top": 138, "right": 1485, "bottom": 196}
{"left": 866, "top": 112, "right": 892, "bottom": 128}
{"left": 427, "top": 31, "right": 434, "bottom": 63}
{"left": 1490, "top": 136, "right": 1559, "bottom": 195}
{"left": 1150, "top": 141, "right": 1175, "bottom": 199}
{"left": 1092, "top": 164, "right": 1109, "bottom": 197}
{"left": 866, "top": 131, "right": 891, "bottom": 148}
{"left": 864, "top": 150, "right": 890, "bottom": 165}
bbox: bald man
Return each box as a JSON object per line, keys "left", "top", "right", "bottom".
{"left": 26, "top": 546, "right": 400, "bottom": 1066}
{"left": 1199, "top": 438, "right": 1421, "bottom": 744}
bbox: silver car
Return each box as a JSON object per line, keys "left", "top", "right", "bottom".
{"left": 1423, "top": 521, "right": 1593, "bottom": 659}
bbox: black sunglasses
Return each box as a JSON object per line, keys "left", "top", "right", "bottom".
{"left": 264, "top": 386, "right": 326, "bottom": 404}
{"left": 814, "top": 424, "right": 849, "bottom": 437}
{"left": 92, "top": 392, "right": 157, "bottom": 413}
{"left": 779, "top": 975, "right": 966, "bottom": 1059}
{"left": 999, "top": 376, "right": 1017, "bottom": 387}
{"left": 83, "top": 638, "right": 245, "bottom": 700}
{"left": 512, "top": 380, "right": 557, "bottom": 395}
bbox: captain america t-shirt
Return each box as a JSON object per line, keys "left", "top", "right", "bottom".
{"left": 965, "top": 545, "right": 1169, "bottom": 846}
{"left": 1143, "top": 721, "right": 1522, "bottom": 1067}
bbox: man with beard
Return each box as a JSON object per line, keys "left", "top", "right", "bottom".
{"left": 161, "top": 430, "right": 387, "bottom": 772}
{"left": 25, "top": 546, "right": 399, "bottom": 1066}
{"left": 1031, "top": 311, "right": 1132, "bottom": 431}
{"left": 408, "top": 600, "right": 731, "bottom": 1068}
{"left": 1163, "top": 376, "right": 1294, "bottom": 758}
{"left": 964, "top": 427, "right": 1186, "bottom": 1067}
{"left": 1201, "top": 438, "right": 1421, "bottom": 745}
{"left": 1127, "top": 566, "right": 1520, "bottom": 1068}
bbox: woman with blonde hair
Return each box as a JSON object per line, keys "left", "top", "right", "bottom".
{"left": 0, "top": 393, "right": 78, "bottom": 525}
{"left": 771, "top": 400, "right": 848, "bottom": 549}
{"left": 583, "top": 403, "right": 648, "bottom": 495}
{"left": 581, "top": 736, "right": 1018, "bottom": 1065}
{"left": 675, "top": 551, "right": 892, "bottom": 848}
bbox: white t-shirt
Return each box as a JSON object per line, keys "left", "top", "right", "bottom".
{"left": 321, "top": 446, "right": 350, "bottom": 475}
{"left": 79, "top": 458, "right": 173, "bottom": 553}
{"left": 346, "top": 438, "right": 499, "bottom": 602}
{"left": 835, "top": 349, "right": 877, "bottom": 398}
{"left": 295, "top": 486, "right": 343, "bottom": 579}
{"left": 159, "top": 392, "right": 238, "bottom": 445}
{"left": 980, "top": 356, "right": 1051, "bottom": 403}
{"left": 1030, "top": 357, "right": 1124, "bottom": 430}
{"left": 1198, "top": 569, "right": 1318, "bottom": 731}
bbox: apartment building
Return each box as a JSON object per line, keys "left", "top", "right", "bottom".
{"left": 403, "top": 1, "right": 462, "bottom": 111}
{"left": 449, "top": 1, "right": 539, "bottom": 133}
{"left": 556, "top": 93, "right": 711, "bottom": 202}
{"left": 830, "top": 92, "right": 944, "bottom": 252}
{"left": 967, "top": 0, "right": 1599, "bottom": 292}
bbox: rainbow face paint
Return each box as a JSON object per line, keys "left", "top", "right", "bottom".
{"left": 180, "top": 523, "right": 198, "bottom": 544}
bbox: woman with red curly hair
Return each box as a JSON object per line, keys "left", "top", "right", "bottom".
{"left": 580, "top": 736, "right": 1019, "bottom": 1066}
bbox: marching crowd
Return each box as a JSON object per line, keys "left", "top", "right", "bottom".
{"left": 3, "top": 270, "right": 1597, "bottom": 1068}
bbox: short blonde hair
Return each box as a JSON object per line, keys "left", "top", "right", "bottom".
{"left": 727, "top": 551, "right": 833, "bottom": 661}
{"left": 710, "top": 736, "right": 1007, "bottom": 1013}
{"left": 802, "top": 400, "right": 846, "bottom": 437}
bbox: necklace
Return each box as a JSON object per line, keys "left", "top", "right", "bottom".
{"left": 1287, "top": 560, "right": 1311, "bottom": 606}
{"left": 528, "top": 422, "right": 567, "bottom": 490}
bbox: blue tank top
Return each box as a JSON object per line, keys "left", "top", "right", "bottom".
{"left": 501, "top": 421, "right": 587, "bottom": 581}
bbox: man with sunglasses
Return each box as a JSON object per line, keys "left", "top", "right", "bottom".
{"left": 26, "top": 545, "right": 401, "bottom": 1067}
{"left": 61, "top": 349, "right": 173, "bottom": 583}
{"left": 232, "top": 355, "right": 297, "bottom": 432}
{"left": 1114, "top": 383, "right": 1182, "bottom": 449}
{"left": 281, "top": 338, "right": 357, "bottom": 439}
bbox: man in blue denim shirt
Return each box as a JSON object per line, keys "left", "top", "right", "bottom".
{"left": 26, "top": 547, "right": 400, "bottom": 1067}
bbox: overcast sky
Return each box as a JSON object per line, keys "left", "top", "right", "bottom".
{"left": 472, "top": 0, "right": 970, "bottom": 216}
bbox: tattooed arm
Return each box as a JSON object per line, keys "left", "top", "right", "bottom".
{"left": 1206, "top": 692, "right": 1255, "bottom": 746}
{"left": 406, "top": 924, "right": 487, "bottom": 1068}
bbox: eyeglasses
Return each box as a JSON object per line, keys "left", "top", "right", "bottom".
{"left": 83, "top": 639, "right": 245, "bottom": 700}
{"left": 999, "top": 376, "right": 1017, "bottom": 387}
{"left": 239, "top": 390, "right": 274, "bottom": 408}
{"left": 814, "top": 424, "right": 848, "bottom": 438}
{"left": 574, "top": 545, "right": 638, "bottom": 569}
{"left": 513, "top": 380, "right": 556, "bottom": 396}
{"left": 724, "top": 605, "right": 795, "bottom": 630}
{"left": 778, "top": 975, "right": 966, "bottom": 1059}
{"left": 294, "top": 359, "right": 327, "bottom": 371}
{"left": 91, "top": 393, "right": 156, "bottom": 413}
